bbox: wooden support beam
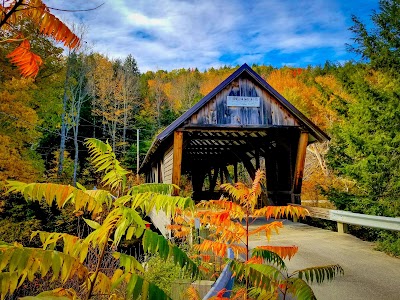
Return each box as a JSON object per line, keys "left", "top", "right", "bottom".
{"left": 172, "top": 131, "right": 183, "bottom": 195}
{"left": 255, "top": 148, "right": 260, "bottom": 170}
{"left": 291, "top": 132, "right": 308, "bottom": 204}
{"left": 242, "top": 158, "right": 256, "bottom": 180}
{"left": 222, "top": 166, "right": 233, "bottom": 184}
{"left": 209, "top": 167, "right": 219, "bottom": 192}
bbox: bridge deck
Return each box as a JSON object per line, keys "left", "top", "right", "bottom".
{"left": 249, "top": 220, "right": 400, "bottom": 300}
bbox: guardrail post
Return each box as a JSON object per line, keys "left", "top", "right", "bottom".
{"left": 337, "top": 222, "right": 348, "bottom": 234}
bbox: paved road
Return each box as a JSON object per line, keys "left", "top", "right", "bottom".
{"left": 248, "top": 220, "right": 400, "bottom": 300}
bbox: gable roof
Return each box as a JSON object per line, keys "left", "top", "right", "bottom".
{"left": 140, "top": 63, "right": 329, "bottom": 169}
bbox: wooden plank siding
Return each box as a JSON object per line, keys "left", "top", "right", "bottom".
{"left": 163, "top": 146, "right": 173, "bottom": 184}
{"left": 188, "top": 78, "right": 299, "bottom": 127}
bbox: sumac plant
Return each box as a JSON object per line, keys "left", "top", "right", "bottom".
{"left": 170, "top": 170, "right": 343, "bottom": 300}
{"left": 0, "top": 138, "right": 198, "bottom": 299}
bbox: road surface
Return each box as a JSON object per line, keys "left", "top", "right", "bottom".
{"left": 248, "top": 220, "right": 400, "bottom": 300}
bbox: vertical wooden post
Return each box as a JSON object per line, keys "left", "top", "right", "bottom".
{"left": 291, "top": 132, "right": 308, "bottom": 204}
{"left": 234, "top": 163, "right": 238, "bottom": 183}
{"left": 255, "top": 149, "right": 260, "bottom": 170}
{"left": 172, "top": 131, "right": 183, "bottom": 195}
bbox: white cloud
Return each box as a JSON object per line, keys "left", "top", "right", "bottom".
{"left": 45, "top": 0, "right": 378, "bottom": 72}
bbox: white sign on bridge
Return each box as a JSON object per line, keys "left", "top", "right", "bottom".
{"left": 227, "top": 96, "right": 260, "bottom": 107}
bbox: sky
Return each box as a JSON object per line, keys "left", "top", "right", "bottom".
{"left": 46, "top": 0, "right": 380, "bottom": 72}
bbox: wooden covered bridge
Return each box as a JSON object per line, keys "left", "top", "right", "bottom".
{"left": 140, "top": 64, "right": 329, "bottom": 205}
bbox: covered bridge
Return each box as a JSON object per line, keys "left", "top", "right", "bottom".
{"left": 140, "top": 64, "right": 329, "bottom": 205}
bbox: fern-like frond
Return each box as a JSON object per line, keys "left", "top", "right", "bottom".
{"left": 85, "top": 138, "right": 130, "bottom": 192}
{"left": 0, "top": 244, "right": 88, "bottom": 297}
{"left": 143, "top": 230, "right": 199, "bottom": 278}
{"left": 166, "top": 224, "right": 192, "bottom": 238}
{"left": 196, "top": 210, "right": 232, "bottom": 227}
{"left": 220, "top": 182, "right": 249, "bottom": 205}
{"left": 248, "top": 221, "right": 284, "bottom": 241}
{"left": 82, "top": 206, "right": 145, "bottom": 248}
{"left": 194, "top": 239, "right": 246, "bottom": 258}
{"left": 24, "top": 0, "right": 80, "bottom": 49}
{"left": 128, "top": 183, "right": 175, "bottom": 195}
{"left": 253, "top": 245, "right": 299, "bottom": 261}
{"left": 253, "top": 205, "right": 309, "bottom": 220}
{"left": 30, "top": 231, "right": 89, "bottom": 263}
{"left": 196, "top": 200, "right": 245, "bottom": 219}
{"left": 6, "top": 181, "right": 109, "bottom": 216}
{"left": 250, "top": 248, "right": 287, "bottom": 270}
{"left": 115, "top": 183, "right": 193, "bottom": 217}
{"left": 230, "top": 261, "right": 280, "bottom": 292}
{"left": 249, "top": 170, "right": 265, "bottom": 207}
{"left": 294, "top": 264, "right": 344, "bottom": 284}
{"left": 6, "top": 39, "right": 43, "bottom": 77}
{"left": 113, "top": 252, "right": 144, "bottom": 273}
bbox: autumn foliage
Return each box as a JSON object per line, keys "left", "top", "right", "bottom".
{"left": 169, "top": 170, "right": 343, "bottom": 299}
{"left": 1, "top": 0, "right": 80, "bottom": 77}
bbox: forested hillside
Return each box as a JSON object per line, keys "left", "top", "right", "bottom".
{"left": 1, "top": 0, "right": 399, "bottom": 256}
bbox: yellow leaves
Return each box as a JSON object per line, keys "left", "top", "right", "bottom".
{"left": 253, "top": 205, "right": 309, "bottom": 220}
{"left": 6, "top": 39, "right": 43, "bottom": 77}
{"left": 5, "top": 181, "right": 107, "bottom": 216}
{"left": 196, "top": 200, "right": 245, "bottom": 219}
{"left": 0, "top": 245, "right": 89, "bottom": 298}
{"left": 221, "top": 170, "right": 265, "bottom": 211}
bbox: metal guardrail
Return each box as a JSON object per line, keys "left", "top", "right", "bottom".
{"left": 294, "top": 203, "right": 400, "bottom": 233}
{"left": 329, "top": 210, "right": 400, "bottom": 231}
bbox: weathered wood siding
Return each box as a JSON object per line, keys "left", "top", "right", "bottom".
{"left": 163, "top": 146, "right": 173, "bottom": 184}
{"left": 149, "top": 208, "right": 171, "bottom": 238}
{"left": 189, "top": 77, "right": 299, "bottom": 126}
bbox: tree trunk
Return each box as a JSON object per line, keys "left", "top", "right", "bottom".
{"left": 58, "top": 52, "right": 72, "bottom": 177}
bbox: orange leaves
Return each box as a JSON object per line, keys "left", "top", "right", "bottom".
{"left": 253, "top": 205, "right": 309, "bottom": 220}
{"left": 256, "top": 245, "right": 299, "bottom": 260}
{"left": 23, "top": 0, "right": 80, "bottom": 49}
{"left": 3, "top": 0, "right": 80, "bottom": 77}
{"left": 196, "top": 200, "right": 245, "bottom": 218}
{"left": 6, "top": 40, "right": 43, "bottom": 77}
{"left": 196, "top": 210, "right": 232, "bottom": 227}
{"left": 248, "top": 221, "right": 283, "bottom": 241}
{"left": 195, "top": 239, "right": 246, "bottom": 258}
{"left": 166, "top": 224, "right": 191, "bottom": 238}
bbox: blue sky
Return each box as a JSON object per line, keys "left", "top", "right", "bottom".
{"left": 47, "top": 0, "right": 379, "bottom": 72}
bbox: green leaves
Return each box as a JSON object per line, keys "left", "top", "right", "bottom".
{"left": 250, "top": 248, "right": 287, "bottom": 270}
{"left": 295, "top": 264, "right": 344, "bottom": 284}
{"left": 85, "top": 138, "right": 130, "bottom": 192}
{"left": 143, "top": 230, "right": 199, "bottom": 278}
{"left": 0, "top": 245, "right": 88, "bottom": 298}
